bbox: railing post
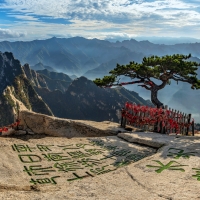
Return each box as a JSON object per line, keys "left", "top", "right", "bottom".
{"left": 186, "top": 114, "right": 191, "bottom": 136}
{"left": 121, "top": 108, "right": 124, "bottom": 127}
{"left": 162, "top": 105, "right": 168, "bottom": 134}
{"left": 160, "top": 105, "right": 164, "bottom": 134}
{"left": 183, "top": 113, "right": 186, "bottom": 135}
{"left": 180, "top": 112, "right": 183, "bottom": 134}
{"left": 174, "top": 109, "right": 177, "bottom": 134}
{"left": 176, "top": 110, "right": 179, "bottom": 134}
{"left": 192, "top": 120, "right": 195, "bottom": 136}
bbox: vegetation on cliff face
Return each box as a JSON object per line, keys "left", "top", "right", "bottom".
{"left": 0, "top": 74, "right": 53, "bottom": 126}
{"left": 12, "top": 75, "right": 53, "bottom": 115}
{"left": 0, "top": 95, "right": 15, "bottom": 126}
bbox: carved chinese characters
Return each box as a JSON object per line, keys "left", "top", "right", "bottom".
{"left": 12, "top": 140, "right": 153, "bottom": 185}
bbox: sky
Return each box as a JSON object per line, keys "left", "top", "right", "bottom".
{"left": 0, "top": 0, "right": 200, "bottom": 42}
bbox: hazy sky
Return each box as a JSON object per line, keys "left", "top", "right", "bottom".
{"left": 0, "top": 0, "right": 200, "bottom": 41}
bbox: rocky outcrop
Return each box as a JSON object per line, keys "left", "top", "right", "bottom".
{"left": 22, "top": 64, "right": 72, "bottom": 92}
{"left": 0, "top": 52, "right": 54, "bottom": 126}
{"left": 0, "top": 52, "right": 22, "bottom": 93}
{"left": 18, "top": 110, "right": 124, "bottom": 137}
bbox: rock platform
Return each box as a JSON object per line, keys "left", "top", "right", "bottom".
{"left": 0, "top": 111, "right": 200, "bottom": 200}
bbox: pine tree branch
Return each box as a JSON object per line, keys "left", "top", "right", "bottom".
{"left": 138, "top": 84, "right": 151, "bottom": 90}
{"left": 104, "top": 79, "right": 145, "bottom": 88}
{"left": 171, "top": 76, "right": 192, "bottom": 83}
{"left": 158, "top": 80, "right": 167, "bottom": 89}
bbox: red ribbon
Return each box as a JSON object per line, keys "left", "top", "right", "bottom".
{"left": 0, "top": 119, "right": 20, "bottom": 133}
{"left": 122, "top": 103, "right": 194, "bottom": 134}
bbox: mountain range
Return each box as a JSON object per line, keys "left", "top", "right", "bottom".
{"left": 0, "top": 37, "right": 200, "bottom": 122}
{"left": 1, "top": 37, "right": 200, "bottom": 77}
{"left": 0, "top": 51, "right": 152, "bottom": 126}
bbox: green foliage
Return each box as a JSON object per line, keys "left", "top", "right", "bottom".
{"left": 0, "top": 95, "right": 15, "bottom": 126}
{"left": 4, "top": 89, "right": 15, "bottom": 107}
{"left": 13, "top": 75, "right": 32, "bottom": 110}
{"left": 93, "top": 76, "right": 116, "bottom": 87}
{"left": 12, "top": 75, "right": 53, "bottom": 115}
{"left": 93, "top": 54, "right": 200, "bottom": 89}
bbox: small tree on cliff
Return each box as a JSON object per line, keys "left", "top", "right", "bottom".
{"left": 93, "top": 54, "right": 200, "bottom": 108}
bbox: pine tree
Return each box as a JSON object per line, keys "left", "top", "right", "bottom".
{"left": 94, "top": 54, "right": 200, "bottom": 108}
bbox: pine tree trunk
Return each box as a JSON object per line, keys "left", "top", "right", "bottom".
{"left": 150, "top": 85, "right": 163, "bottom": 108}
{"left": 150, "top": 85, "right": 164, "bottom": 133}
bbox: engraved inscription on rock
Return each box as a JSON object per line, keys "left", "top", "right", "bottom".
{"left": 12, "top": 139, "right": 154, "bottom": 185}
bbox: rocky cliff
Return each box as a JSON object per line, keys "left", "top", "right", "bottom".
{"left": 0, "top": 52, "right": 53, "bottom": 126}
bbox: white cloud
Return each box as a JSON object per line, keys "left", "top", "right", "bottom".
{"left": 1, "top": 0, "right": 199, "bottom": 21}
{"left": 97, "top": 32, "right": 138, "bottom": 40}
{"left": 0, "top": 0, "right": 200, "bottom": 40}
{"left": 0, "top": 28, "right": 26, "bottom": 39}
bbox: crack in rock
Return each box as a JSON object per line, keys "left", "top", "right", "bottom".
{"left": 125, "top": 168, "right": 173, "bottom": 200}
{"left": 0, "top": 184, "right": 36, "bottom": 192}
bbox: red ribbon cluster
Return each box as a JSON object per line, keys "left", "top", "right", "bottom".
{"left": 122, "top": 102, "right": 193, "bottom": 134}
{"left": 0, "top": 119, "right": 20, "bottom": 133}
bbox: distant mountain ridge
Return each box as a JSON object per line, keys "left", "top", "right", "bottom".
{"left": 37, "top": 69, "right": 72, "bottom": 82}
{"left": 31, "top": 62, "right": 56, "bottom": 72}
{"left": 1, "top": 37, "right": 200, "bottom": 78}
